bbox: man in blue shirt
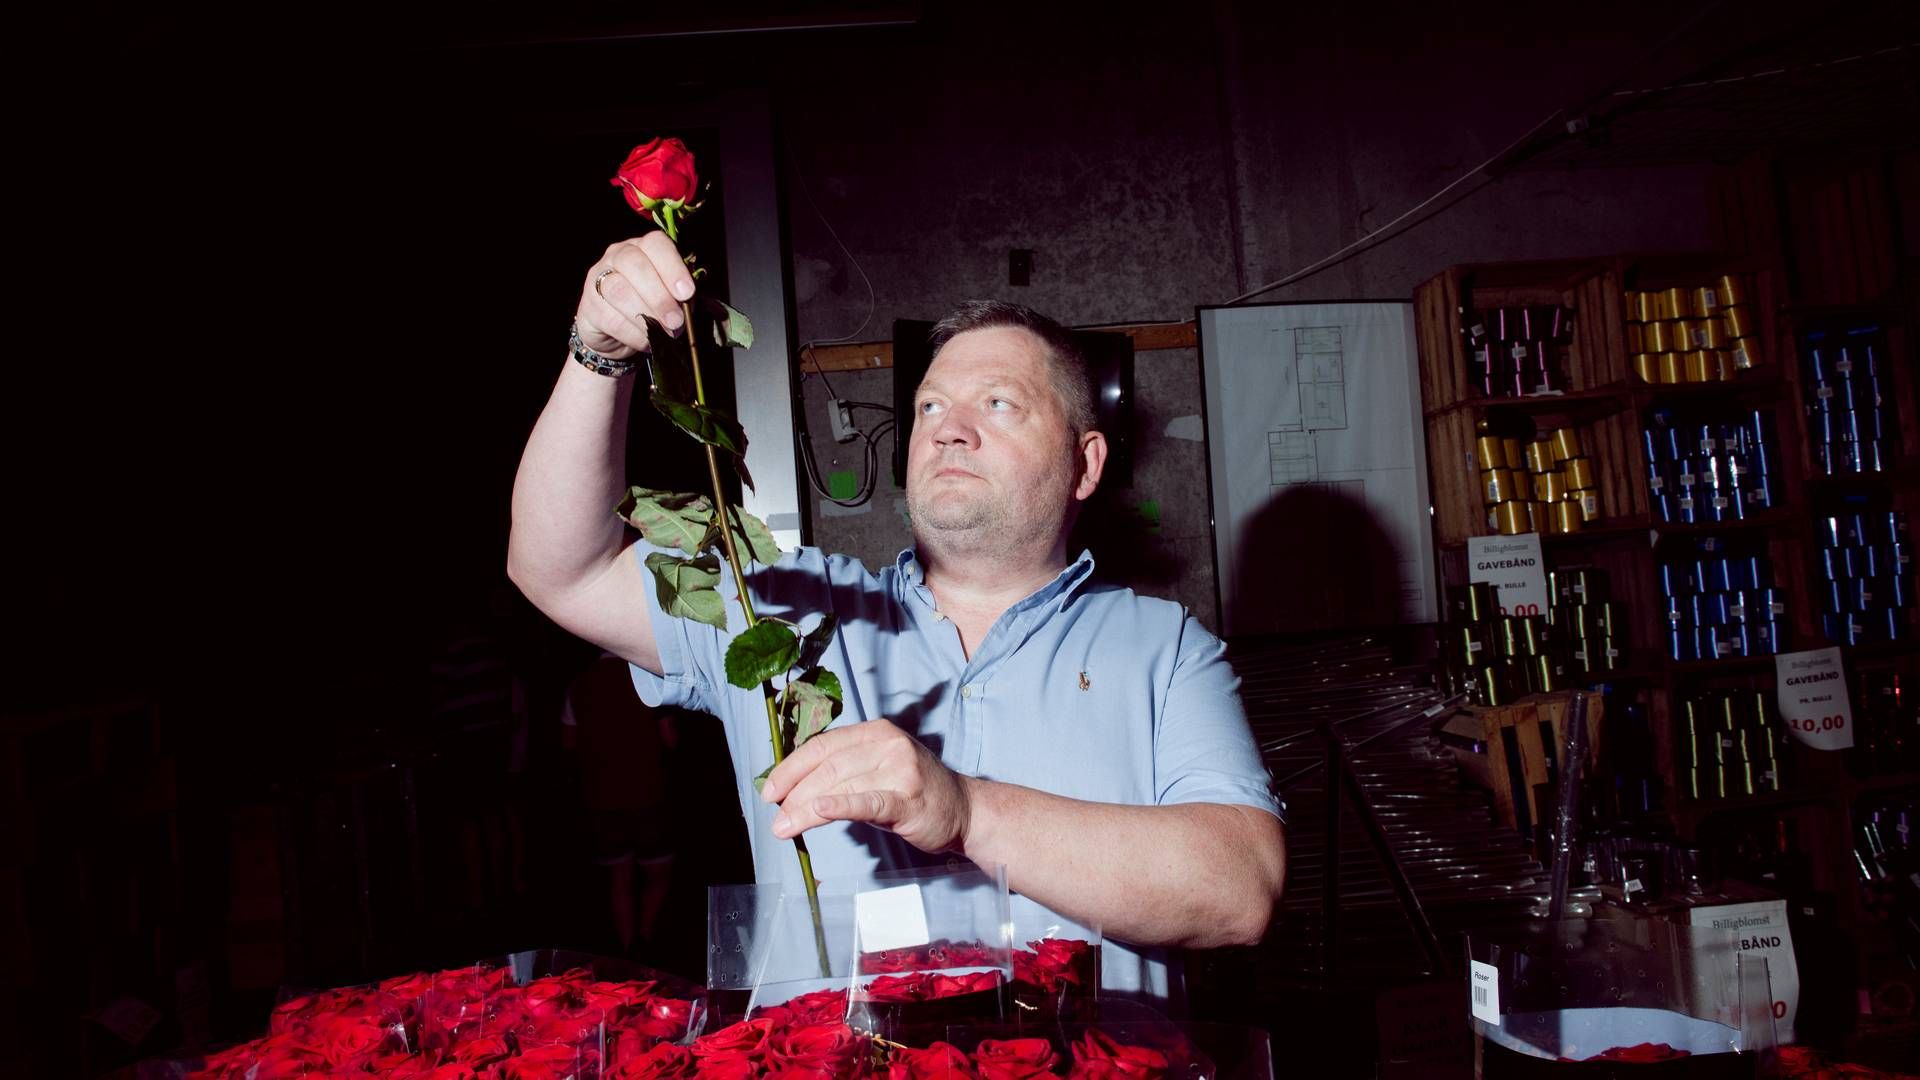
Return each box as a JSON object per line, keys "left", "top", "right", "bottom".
{"left": 509, "top": 231, "right": 1287, "bottom": 999}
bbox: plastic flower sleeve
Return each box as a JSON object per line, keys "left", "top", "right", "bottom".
{"left": 1007, "top": 893, "right": 1102, "bottom": 1021}
{"left": 708, "top": 880, "right": 859, "bottom": 1029}
{"left": 830, "top": 863, "right": 1014, "bottom": 1040}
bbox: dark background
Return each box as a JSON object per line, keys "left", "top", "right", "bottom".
{"left": 5, "top": 1, "right": 1916, "bottom": 1075}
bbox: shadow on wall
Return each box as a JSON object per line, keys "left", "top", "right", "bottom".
{"left": 1229, "top": 484, "right": 1406, "bottom": 635}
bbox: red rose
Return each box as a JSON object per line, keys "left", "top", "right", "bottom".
{"left": 778, "top": 988, "right": 851, "bottom": 1026}
{"left": 972, "top": 1038, "right": 1061, "bottom": 1080}
{"left": 1067, "top": 1029, "right": 1167, "bottom": 1079}
{"left": 928, "top": 971, "right": 1000, "bottom": 998}
{"left": 611, "top": 138, "right": 700, "bottom": 213}
{"left": 586, "top": 980, "right": 657, "bottom": 1015}
{"left": 692, "top": 1054, "right": 759, "bottom": 1080}
{"left": 766, "top": 1068, "right": 840, "bottom": 1080}
{"left": 1028, "top": 940, "right": 1091, "bottom": 989}
{"left": 1585, "top": 1042, "right": 1690, "bottom": 1063}
{"left": 888, "top": 1041, "right": 978, "bottom": 1079}
{"left": 769, "top": 1022, "right": 867, "bottom": 1074}
{"left": 416, "top": 1067, "right": 482, "bottom": 1080}
{"left": 306, "top": 1010, "right": 394, "bottom": 1067}
{"left": 648, "top": 995, "right": 697, "bottom": 1038}
{"left": 522, "top": 1007, "right": 601, "bottom": 1046}
{"left": 608, "top": 1042, "right": 699, "bottom": 1080}
{"left": 693, "top": 1017, "right": 777, "bottom": 1060}
{"left": 862, "top": 973, "right": 932, "bottom": 1003}
{"left": 450, "top": 1034, "right": 513, "bottom": 1067}
{"left": 504, "top": 1042, "right": 596, "bottom": 1079}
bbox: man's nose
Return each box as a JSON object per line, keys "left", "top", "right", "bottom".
{"left": 930, "top": 406, "right": 981, "bottom": 447}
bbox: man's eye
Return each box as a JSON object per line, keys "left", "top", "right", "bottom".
{"left": 988, "top": 398, "right": 1012, "bottom": 410}
{"left": 919, "top": 400, "right": 943, "bottom": 416}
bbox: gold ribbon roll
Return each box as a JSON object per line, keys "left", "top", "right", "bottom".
{"left": 1478, "top": 664, "right": 1504, "bottom": 707}
{"left": 1529, "top": 500, "right": 1549, "bottom": 531}
{"left": 1720, "top": 305, "right": 1753, "bottom": 339}
{"left": 1663, "top": 286, "right": 1694, "bottom": 319}
{"left": 1658, "top": 352, "right": 1684, "bottom": 383}
{"left": 1475, "top": 435, "right": 1506, "bottom": 470}
{"left": 1524, "top": 440, "right": 1553, "bottom": 474}
{"left": 1713, "top": 351, "right": 1735, "bottom": 381}
{"left": 1625, "top": 322, "right": 1645, "bottom": 353}
{"left": 1533, "top": 470, "right": 1566, "bottom": 502}
{"left": 1717, "top": 274, "right": 1747, "bottom": 306}
{"left": 1629, "top": 290, "right": 1655, "bottom": 323}
{"left": 1729, "top": 340, "right": 1756, "bottom": 369}
{"left": 1643, "top": 320, "right": 1673, "bottom": 353}
{"left": 1484, "top": 467, "right": 1519, "bottom": 503}
{"left": 1633, "top": 353, "right": 1658, "bottom": 382}
{"left": 1573, "top": 488, "right": 1602, "bottom": 521}
{"left": 1550, "top": 500, "right": 1582, "bottom": 533}
{"left": 1492, "top": 500, "right": 1529, "bottom": 535}
{"left": 1502, "top": 437, "right": 1527, "bottom": 471}
{"left": 1693, "top": 317, "right": 1726, "bottom": 349}
{"left": 1649, "top": 290, "right": 1672, "bottom": 322}
{"left": 1533, "top": 653, "right": 1559, "bottom": 693}
{"left": 1672, "top": 319, "right": 1701, "bottom": 351}
{"left": 1550, "top": 427, "right": 1582, "bottom": 461}
{"left": 1695, "top": 285, "right": 1722, "bottom": 312}
{"left": 1562, "top": 456, "right": 1595, "bottom": 490}
{"left": 1684, "top": 350, "right": 1713, "bottom": 382}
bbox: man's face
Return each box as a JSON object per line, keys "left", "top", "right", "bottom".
{"left": 905, "top": 325, "right": 1094, "bottom": 548}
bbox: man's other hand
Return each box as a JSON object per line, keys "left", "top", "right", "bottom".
{"left": 758, "top": 718, "right": 973, "bottom": 853}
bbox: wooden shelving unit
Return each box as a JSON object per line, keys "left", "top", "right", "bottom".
{"left": 1414, "top": 185, "right": 1920, "bottom": 1045}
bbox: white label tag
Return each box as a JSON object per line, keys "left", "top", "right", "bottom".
{"left": 1775, "top": 647, "right": 1855, "bottom": 750}
{"left": 855, "top": 884, "right": 931, "bottom": 953}
{"left": 1467, "top": 534, "right": 1550, "bottom": 617}
{"left": 1469, "top": 961, "right": 1501, "bottom": 1025}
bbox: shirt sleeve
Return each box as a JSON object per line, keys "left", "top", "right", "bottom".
{"left": 625, "top": 540, "right": 730, "bottom": 716}
{"left": 1153, "top": 615, "right": 1286, "bottom": 822}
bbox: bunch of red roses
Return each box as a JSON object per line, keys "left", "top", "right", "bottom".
{"left": 663, "top": 1021, "right": 1169, "bottom": 1079}
{"left": 188, "top": 964, "right": 697, "bottom": 1079}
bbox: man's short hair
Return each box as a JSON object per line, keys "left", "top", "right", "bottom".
{"left": 926, "top": 300, "right": 1096, "bottom": 438}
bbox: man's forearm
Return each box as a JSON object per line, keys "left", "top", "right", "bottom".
{"left": 508, "top": 358, "right": 637, "bottom": 594}
{"left": 959, "top": 779, "right": 1286, "bottom": 950}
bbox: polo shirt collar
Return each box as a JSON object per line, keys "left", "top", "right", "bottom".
{"left": 895, "top": 547, "right": 1098, "bottom": 612}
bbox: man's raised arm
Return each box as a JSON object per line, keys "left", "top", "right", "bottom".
{"left": 507, "top": 233, "right": 696, "bottom": 673}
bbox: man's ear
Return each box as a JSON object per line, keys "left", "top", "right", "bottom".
{"left": 1074, "top": 431, "right": 1108, "bottom": 502}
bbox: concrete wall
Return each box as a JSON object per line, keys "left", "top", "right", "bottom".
{"left": 776, "top": 3, "right": 1713, "bottom": 631}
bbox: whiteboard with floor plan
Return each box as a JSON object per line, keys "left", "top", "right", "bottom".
{"left": 1198, "top": 302, "right": 1437, "bottom": 635}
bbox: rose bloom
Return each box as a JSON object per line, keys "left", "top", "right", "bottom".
{"left": 607, "top": 1041, "right": 698, "bottom": 1080}
{"left": 861, "top": 973, "right": 931, "bottom": 1003}
{"left": 765, "top": 1067, "right": 840, "bottom": 1080}
{"left": 778, "top": 988, "right": 851, "bottom": 1026}
{"left": 692, "top": 1017, "right": 777, "bottom": 1060}
{"left": 305, "top": 1010, "right": 393, "bottom": 1068}
{"left": 1068, "top": 1029, "right": 1167, "bottom": 1080}
{"left": 972, "top": 1038, "right": 1062, "bottom": 1080}
{"left": 449, "top": 1034, "right": 513, "bottom": 1067}
{"left": 503, "top": 1042, "right": 597, "bottom": 1079}
{"left": 888, "top": 1041, "right": 978, "bottom": 1080}
{"left": 691, "top": 1053, "right": 759, "bottom": 1080}
{"left": 927, "top": 972, "right": 1000, "bottom": 998}
{"left": 610, "top": 137, "right": 699, "bottom": 212}
{"left": 768, "top": 1022, "right": 867, "bottom": 1074}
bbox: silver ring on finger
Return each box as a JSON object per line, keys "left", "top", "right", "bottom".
{"left": 592, "top": 266, "right": 619, "bottom": 298}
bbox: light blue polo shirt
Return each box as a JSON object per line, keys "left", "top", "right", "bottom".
{"left": 629, "top": 543, "right": 1282, "bottom": 1001}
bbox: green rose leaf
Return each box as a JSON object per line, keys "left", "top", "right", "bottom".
{"left": 618, "top": 487, "right": 714, "bottom": 554}
{"left": 643, "top": 321, "right": 694, "bottom": 403}
{"left": 796, "top": 614, "right": 840, "bottom": 672}
{"left": 751, "top": 761, "right": 774, "bottom": 795}
{"left": 649, "top": 391, "right": 755, "bottom": 493}
{"left": 728, "top": 506, "right": 782, "bottom": 566}
{"left": 725, "top": 619, "right": 801, "bottom": 689}
{"left": 787, "top": 675, "right": 841, "bottom": 747}
{"left": 810, "top": 668, "right": 843, "bottom": 703}
{"left": 702, "top": 297, "right": 756, "bottom": 350}
{"left": 643, "top": 551, "right": 726, "bottom": 629}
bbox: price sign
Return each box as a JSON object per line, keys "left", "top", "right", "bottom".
{"left": 1467, "top": 533, "right": 1549, "bottom": 616}
{"left": 1774, "top": 647, "right": 1854, "bottom": 751}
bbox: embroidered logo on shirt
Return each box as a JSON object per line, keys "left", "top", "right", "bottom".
{"left": 1078, "top": 671, "right": 1090, "bottom": 692}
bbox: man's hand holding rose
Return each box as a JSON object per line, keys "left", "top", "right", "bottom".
{"left": 758, "top": 718, "right": 975, "bottom": 854}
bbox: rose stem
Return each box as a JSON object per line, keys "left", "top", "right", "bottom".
{"left": 680, "top": 296, "right": 834, "bottom": 980}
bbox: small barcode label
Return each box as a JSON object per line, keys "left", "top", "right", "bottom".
{"left": 1469, "top": 960, "right": 1501, "bottom": 1025}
